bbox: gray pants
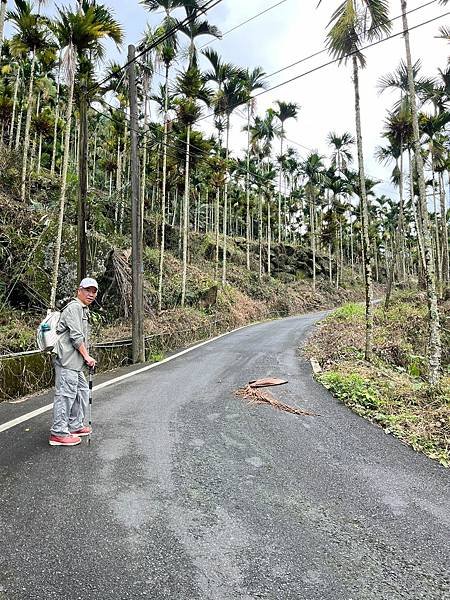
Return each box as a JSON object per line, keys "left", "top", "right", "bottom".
{"left": 50, "top": 358, "right": 88, "bottom": 436}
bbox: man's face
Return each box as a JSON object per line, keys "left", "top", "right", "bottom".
{"left": 77, "top": 286, "right": 98, "bottom": 306}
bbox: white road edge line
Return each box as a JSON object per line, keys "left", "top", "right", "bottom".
{"left": 0, "top": 323, "right": 253, "bottom": 434}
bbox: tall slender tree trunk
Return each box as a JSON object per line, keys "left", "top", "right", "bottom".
{"left": 119, "top": 124, "right": 128, "bottom": 235}
{"left": 114, "top": 137, "right": 121, "bottom": 230}
{"left": 37, "top": 134, "right": 43, "bottom": 174}
{"left": 215, "top": 187, "right": 220, "bottom": 279}
{"left": 15, "top": 101, "right": 23, "bottom": 151}
{"left": 29, "top": 91, "right": 41, "bottom": 175}
{"left": 309, "top": 190, "right": 316, "bottom": 292}
{"left": 21, "top": 51, "right": 37, "bottom": 201}
{"left": 278, "top": 127, "right": 283, "bottom": 244}
{"left": 267, "top": 197, "right": 271, "bottom": 276}
{"left": 77, "top": 88, "right": 89, "bottom": 282}
{"left": 181, "top": 125, "right": 191, "bottom": 307}
{"left": 398, "top": 148, "right": 406, "bottom": 281}
{"left": 0, "top": 0, "right": 7, "bottom": 59}
{"left": 439, "top": 171, "right": 449, "bottom": 293}
{"left": 352, "top": 56, "right": 374, "bottom": 362}
{"left": 222, "top": 119, "right": 230, "bottom": 286}
{"left": 401, "top": 0, "right": 442, "bottom": 385}
{"left": 246, "top": 101, "right": 251, "bottom": 270}
{"left": 158, "top": 66, "right": 170, "bottom": 312}
{"left": 9, "top": 67, "right": 21, "bottom": 148}
{"left": 141, "top": 94, "right": 149, "bottom": 215}
{"left": 50, "top": 72, "right": 75, "bottom": 309}
{"left": 92, "top": 126, "right": 98, "bottom": 187}
{"left": 431, "top": 168, "right": 442, "bottom": 296}
{"left": 51, "top": 60, "right": 62, "bottom": 176}
{"left": 258, "top": 192, "right": 263, "bottom": 279}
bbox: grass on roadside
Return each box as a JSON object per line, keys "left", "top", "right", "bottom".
{"left": 305, "top": 294, "right": 450, "bottom": 467}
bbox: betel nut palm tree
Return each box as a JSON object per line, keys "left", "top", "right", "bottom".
{"left": 243, "top": 67, "right": 267, "bottom": 270}
{"left": 323, "top": 0, "right": 391, "bottom": 362}
{"left": 141, "top": 0, "right": 184, "bottom": 311}
{"left": 49, "top": 0, "right": 123, "bottom": 309}
{"left": 399, "top": 0, "right": 445, "bottom": 385}
{"left": 8, "top": 0, "right": 51, "bottom": 201}
{"left": 175, "top": 66, "right": 211, "bottom": 306}
{"left": 219, "top": 74, "right": 247, "bottom": 285}
{"left": 274, "top": 100, "right": 299, "bottom": 243}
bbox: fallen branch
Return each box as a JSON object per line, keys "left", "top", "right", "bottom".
{"left": 235, "top": 384, "right": 317, "bottom": 417}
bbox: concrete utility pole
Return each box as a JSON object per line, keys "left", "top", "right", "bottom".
{"left": 128, "top": 45, "right": 145, "bottom": 363}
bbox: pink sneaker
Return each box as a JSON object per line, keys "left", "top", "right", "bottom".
{"left": 69, "top": 427, "right": 91, "bottom": 437}
{"left": 49, "top": 434, "right": 81, "bottom": 446}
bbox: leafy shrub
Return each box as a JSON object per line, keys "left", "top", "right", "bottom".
{"left": 318, "top": 370, "right": 383, "bottom": 411}
{"left": 329, "top": 302, "right": 364, "bottom": 322}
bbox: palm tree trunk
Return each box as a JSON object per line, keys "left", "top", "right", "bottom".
{"left": 329, "top": 242, "right": 333, "bottom": 284}
{"left": 50, "top": 72, "right": 75, "bottom": 309}
{"left": 29, "top": 87, "right": 41, "bottom": 176}
{"left": 246, "top": 101, "right": 251, "bottom": 270}
{"left": 399, "top": 148, "right": 406, "bottom": 281}
{"left": 431, "top": 168, "right": 442, "bottom": 296}
{"left": 353, "top": 55, "right": 374, "bottom": 362}
{"left": 51, "top": 60, "right": 62, "bottom": 176}
{"left": 37, "top": 133, "right": 43, "bottom": 175}
{"left": 158, "top": 66, "right": 170, "bottom": 312}
{"left": 21, "top": 50, "right": 37, "bottom": 201}
{"left": 119, "top": 124, "right": 128, "bottom": 235}
{"left": 214, "top": 187, "right": 220, "bottom": 279}
{"left": 350, "top": 219, "right": 354, "bottom": 275}
{"left": 278, "top": 128, "right": 283, "bottom": 244}
{"left": 267, "top": 197, "right": 271, "bottom": 276}
{"left": 9, "top": 66, "right": 21, "bottom": 148}
{"left": 92, "top": 126, "right": 98, "bottom": 187}
{"left": 258, "top": 192, "right": 263, "bottom": 279}
{"left": 114, "top": 137, "right": 121, "bottom": 230}
{"left": 222, "top": 118, "right": 230, "bottom": 286}
{"left": 181, "top": 125, "right": 191, "bottom": 307}
{"left": 0, "top": 0, "right": 7, "bottom": 59}
{"left": 439, "top": 171, "right": 449, "bottom": 293}
{"left": 141, "top": 95, "right": 149, "bottom": 215}
{"left": 385, "top": 238, "right": 396, "bottom": 311}
{"left": 310, "top": 191, "right": 316, "bottom": 292}
{"left": 401, "top": 0, "right": 442, "bottom": 385}
{"left": 15, "top": 100, "right": 23, "bottom": 151}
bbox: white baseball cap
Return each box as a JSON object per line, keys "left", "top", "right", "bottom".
{"left": 79, "top": 277, "right": 99, "bottom": 290}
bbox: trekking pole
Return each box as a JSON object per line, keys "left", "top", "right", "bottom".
{"left": 88, "top": 367, "right": 94, "bottom": 445}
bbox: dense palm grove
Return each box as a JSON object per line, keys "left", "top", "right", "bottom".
{"left": 0, "top": 0, "right": 449, "bottom": 384}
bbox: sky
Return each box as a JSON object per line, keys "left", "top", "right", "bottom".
{"left": 5, "top": 0, "right": 450, "bottom": 199}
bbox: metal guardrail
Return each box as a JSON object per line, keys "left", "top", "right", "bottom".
{"left": 0, "top": 317, "right": 234, "bottom": 401}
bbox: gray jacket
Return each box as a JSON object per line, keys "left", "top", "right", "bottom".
{"left": 54, "top": 299, "right": 90, "bottom": 371}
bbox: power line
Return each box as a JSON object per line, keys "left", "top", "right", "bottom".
{"left": 90, "top": 6, "right": 448, "bottom": 194}
{"left": 109, "top": 0, "right": 295, "bottom": 92}
{"left": 262, "top": 0, "right": 438, "bottom": 82}
{"left": 193, "top": 8, "right": 450, "bottom": 127}
{"left": 199, "top": 0, "right": 291, "bottom": 50}
{"left": 89, "top": 0, "right": 224, "bottom": 95}
{"left": 252, "top": 10, "right": 450, "bottom": 100}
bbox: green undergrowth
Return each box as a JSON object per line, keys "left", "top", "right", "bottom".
{"left": 306, "top": 294, "right": 450, "bottom": 467}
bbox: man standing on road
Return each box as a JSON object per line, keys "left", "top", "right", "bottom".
{"left": 49, "top": 278, "right": 98, "bottom": 447}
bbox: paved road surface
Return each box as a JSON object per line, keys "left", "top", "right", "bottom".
{"left": 0, "top": 313, "right": 449, "bottom": 600}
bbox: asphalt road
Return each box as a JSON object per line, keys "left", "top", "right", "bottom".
{"left": 0, "top": 312, "right": 449, "bottom": 600}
